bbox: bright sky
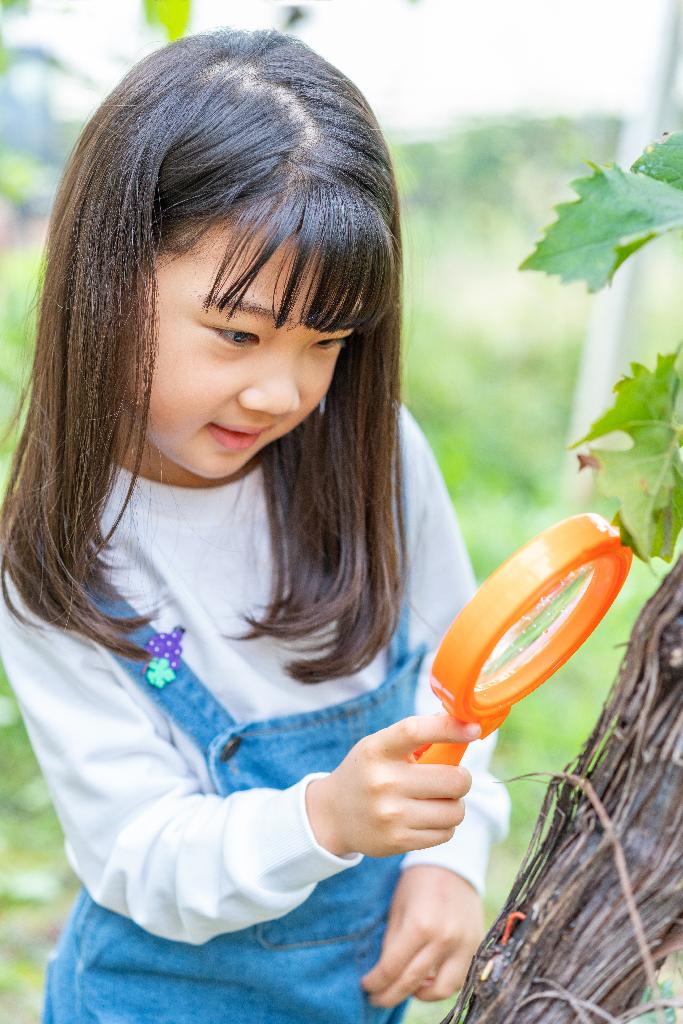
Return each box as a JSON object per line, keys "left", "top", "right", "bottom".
{"left": 2, "top": 0, "right": 679, "bottom": 139}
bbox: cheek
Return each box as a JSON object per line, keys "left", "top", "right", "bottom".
{"left": 308, "top": 355, "right": 340, "bottom": 398}
{"left": 148, "top": 331, "right": 217, "bottom": 430}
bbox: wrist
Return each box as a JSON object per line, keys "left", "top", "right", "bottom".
{"left": 305, "top": 776, "right": 351, "bottom": 857}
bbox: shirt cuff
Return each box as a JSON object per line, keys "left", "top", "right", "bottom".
{"left": 299, "top": 772, "right": 364, "bottom": 866}
{"left": 399, "top": 804, "right": 495, "bottom": 898}
{"left": 253, "top": 772, "right": 363, "bottom": 893}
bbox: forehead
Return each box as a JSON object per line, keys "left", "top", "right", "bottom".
{"left": 158, "top": 214, "right": 384, "bottom": 337}
{"left": 185, "top": 226, "right": 320, "bottom": 329}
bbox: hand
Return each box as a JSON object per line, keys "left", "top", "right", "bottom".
{"left": 361, "top": 865, "right": 485, "bottom": 1008}
{"left": 305, "top": 714, "right": 480, "bottom": 858}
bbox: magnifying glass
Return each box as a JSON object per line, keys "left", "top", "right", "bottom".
{"left": 411, "top": 513, "right": 633, "bottom": 766}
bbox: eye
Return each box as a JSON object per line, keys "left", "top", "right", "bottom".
{"left": 215, "top": 328, "right": 351, "bottom": 350}
{"left": 215, "top": 329, "right": 256, "bottom": 347}
{"left": 317, "top": 336, "right": 350, "bottom": 350}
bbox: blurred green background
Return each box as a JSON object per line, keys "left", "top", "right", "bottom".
{"left": 1, "top": 9, "right": 682, "bottom": 1024}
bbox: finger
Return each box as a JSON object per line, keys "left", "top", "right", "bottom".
{"left": 373, "top": 714, "right": 481, "bottom": 760}
{"left": 361, "top": 930, "right": 427, "bottom": 996}
{"left": 366, "top": 946, "right": 445, "bottom": 1008}
{"left": 403, "top": 826, "right": 465, "bottom": 849}
{"left": 396, "top": 762, "right": 473, "bottom": 799}
{"left": 415, "top": 953, "right": 468, "bottom": 1002}
{"left": 402, "top": 796, "right": 467, "bottom": 833}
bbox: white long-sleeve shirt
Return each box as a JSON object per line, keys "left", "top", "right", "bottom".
{"left": 0, "top": 404, "right": 510, "bottom": 945}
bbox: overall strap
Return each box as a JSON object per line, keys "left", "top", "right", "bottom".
{"left": 87, "top": 587, "right": 236, "bottom": 758}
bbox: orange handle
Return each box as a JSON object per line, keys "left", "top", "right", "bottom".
{"left": 411, "top": 739, "right": 469, "bottom": 766}
{"left": 410, "top": 710, "right": 509, "bottom": 765}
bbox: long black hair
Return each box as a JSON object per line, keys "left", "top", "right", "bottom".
{"left": 0, "top": 27, "right": 407, "bottom": 684}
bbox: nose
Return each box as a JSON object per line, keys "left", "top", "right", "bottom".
{"left": 237, "top": 372, "right": 301, "bottom": 418}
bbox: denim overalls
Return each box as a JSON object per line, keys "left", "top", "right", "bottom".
{"left": 42, "top": 456, "right": 430, "bottom": 1024}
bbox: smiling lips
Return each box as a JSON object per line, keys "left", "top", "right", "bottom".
{"left": 219, "top": 424, "right": 267, "bottom": 435}
{"left": 208, "top": 423, "right": 267, "bottom": 451}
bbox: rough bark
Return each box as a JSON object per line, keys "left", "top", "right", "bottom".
{"left": 441, "top": 554, "right": 683, "bottom": 1024}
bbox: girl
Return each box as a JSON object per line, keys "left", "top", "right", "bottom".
{"left": 0, "top": 27, "right": 510, "bottom": 1024}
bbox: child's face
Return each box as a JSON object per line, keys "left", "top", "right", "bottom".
{"left": 120, "top": 226, "right": 352, "bottom": 488}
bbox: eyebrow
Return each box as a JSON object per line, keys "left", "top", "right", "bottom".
{"left": 209, "top": 296, "right": 277, "bottom": 320}
{"left": 201, "top": 294, "right": 354, "bottom": 336}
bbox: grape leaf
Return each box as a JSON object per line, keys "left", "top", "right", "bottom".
{"left": 570, "top": 346, "right": 683, "bottom": 561}
{"left": 631, "top": 132, "right": 683, "bottom": 190}
{"left": 520, "top": 160, "right": 683, "bottom": 291}
{"left": 522, "top": 132, "right": 683, "bottom": 562}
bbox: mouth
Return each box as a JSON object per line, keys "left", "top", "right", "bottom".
{"left": 208, "top": 422, "right": 268, "bottom": 452}
{"left": 214, "top": 423, "right": 269, "bottom": 436}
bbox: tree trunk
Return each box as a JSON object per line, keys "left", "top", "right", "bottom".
{"left": 441, "top": 554, "right": 683, "bottom": 1024}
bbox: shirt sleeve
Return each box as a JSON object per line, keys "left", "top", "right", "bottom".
{"left": 397, "top": 405, "right": 512, "bottom": 896}
{"left": 0, "top": 578, "right": 362, "bottom": 946}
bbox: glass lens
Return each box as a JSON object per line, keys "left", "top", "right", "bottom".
{"left": 474, "top": 563, "right": 594, "bottom": 692}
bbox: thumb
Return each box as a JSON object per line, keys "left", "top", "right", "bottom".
{"left": 376, "top": 713, "right": 481, "bottom": 759}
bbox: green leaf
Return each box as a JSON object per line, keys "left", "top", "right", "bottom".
{"left": 631, "top": 132, "right": 683, "bottom": 190}
{"left": 520, "top": 161, "right": 683, "bottom": 292}
{"left": 570, "top": 347, "right": 683, "bottom": 561}
{"left": 142, "top": 0, "right": 191, "bottom": 41}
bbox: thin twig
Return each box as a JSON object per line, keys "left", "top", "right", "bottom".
{"left": 533, "top": 976, "right": 612, "bottom": 1023}
{"left": 516, "top": 986, "right": 621, "bottom": 1023}
{"left": 619, "top": 996, "right": 683, "bottom": 1022}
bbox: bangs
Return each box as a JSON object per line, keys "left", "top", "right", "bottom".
{"left": 201, "top": 180, "right": 397, "bottom": 335}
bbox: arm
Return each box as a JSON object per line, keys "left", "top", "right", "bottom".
{"left": 0, "top": 581, "right": 362, "bottom": 946}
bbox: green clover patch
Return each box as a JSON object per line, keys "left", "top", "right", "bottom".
{"left": 145, "top": 657, "right": 177, "bottom": 689}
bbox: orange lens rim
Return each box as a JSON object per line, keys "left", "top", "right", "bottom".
{"left": 429, "top": 514, "right": 633, "bottom": 726}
